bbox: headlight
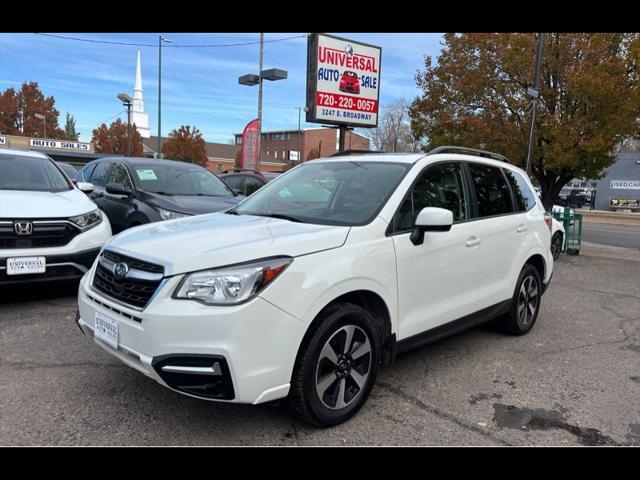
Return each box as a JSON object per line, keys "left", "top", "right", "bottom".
{"left": 174, "top": 257, "right": 293, "bottom": 305}
{"left": 69, "top": 209, "right": 102, "bottom": 230}
{"left": 156, "top": 207, "right": 190, "bottom": 221}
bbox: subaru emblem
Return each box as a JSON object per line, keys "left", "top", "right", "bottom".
{"left": 114, "top": 262, "right": 129, "bottom": 279}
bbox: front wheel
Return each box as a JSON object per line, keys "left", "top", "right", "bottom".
{"left": 288, "top": 302, "right": 380, "bottom": 427}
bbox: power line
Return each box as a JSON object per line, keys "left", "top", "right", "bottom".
{"left": 33, "top": 33, "right": 307, "bottom": 48}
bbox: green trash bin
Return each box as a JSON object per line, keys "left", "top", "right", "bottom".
{"left": 552, "top": 207, "right": 583, "bottom": 255}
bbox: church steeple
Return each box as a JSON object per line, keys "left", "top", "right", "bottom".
{"left": 131, "top": 49, "right": 150, "bottom": 138}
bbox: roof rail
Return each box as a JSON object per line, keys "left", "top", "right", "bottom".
{"left": 330, "top": 149, "right": 385, "bottom": 157}
{"left": 427, "top": 145, "right": 510, "bottom": 163}
{"left": 220, "top": 168, "right": 263, "bottom": 175}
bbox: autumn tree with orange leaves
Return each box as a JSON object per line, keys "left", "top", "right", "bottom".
{"left": 0, "top": 82, "right": 65, "bottom": 138}
{"left": 410, "top": 33, "right": 640, "bottom": 209}
{"left": 162, "top": 125, "right": 208, "bottom": 166}
{"left": 92, "top": 118, "right": 144, "bottom": 156}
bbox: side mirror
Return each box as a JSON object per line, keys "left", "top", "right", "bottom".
{"left": 106, "top": 183, "right": 131, "bottom": 196}
{"left": 76, "top": 182, "right": 95, "bottom": 194}
{"left": 410, "top": 207, "right": 453, "bottom": 246}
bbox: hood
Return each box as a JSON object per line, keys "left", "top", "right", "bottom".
{"left": 0, "top": 188, "right": 97, "bottom": 218}
{"left": 142, "top": 191, "right": 243, "bottom": 215}
{"left": 105, "top": 212, "right": 350, "bottom": 275}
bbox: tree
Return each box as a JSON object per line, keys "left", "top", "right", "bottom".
{"left": 161, "top": 125, "right": 208, "bottom": 166}
{"left": 63, "top": 112, "right": 79, "bottom": 141}
{"left": 234, "top": 148, "right": 242, "bottom": 168}
{"left": 0, "top": 82, "right": 65, "bottom": 138}
{"left": 92, "top": 118, "right": 144, "bottom": 156}
{"left": 0, "top": 88, "right": 19, "bottom": 134}
{"left": 359, "top": 98, "right": 421, "bottom": 152}
{"left": 306, "top": 148, "right": 320, "bottom": 161}
{"left": 410, "top": 33, "right": 640, "bottom": 209}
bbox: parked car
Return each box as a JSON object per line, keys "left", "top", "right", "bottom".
{"left": 76, "top": 157, "right": 243, "bottom": 234}
{"left": 219, "top": 169, "right": 282, "bottom": 196}
{"left": 552, "top": 204, "right": 575, "bottom": 226}
{"left": 0, "top": 148, "right": 112, "bottom": 285}
{"left": 76, "top": 149, "right": 553, "bottom": 427}
{"left": 339, "top": 70, "right": 360, "bottom": 94}
{"left": 550, "top": 217, "right": 565, "bottom": 260}
{"left": 57, "top": 162, "right": 79, "bottom": 185}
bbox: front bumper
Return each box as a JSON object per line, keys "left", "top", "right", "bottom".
{"left": 0, "top": 217, "right": 112, "bottom": 285}
{"left": 76, "top": 270, "right": 307, "bottom": 404}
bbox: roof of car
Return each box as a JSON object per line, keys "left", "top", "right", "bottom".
{"left": 0, "top": 148, "right": 50, "bottom": 159}
{"left": 91, "top": 156, "right": 209, "bottom": 170}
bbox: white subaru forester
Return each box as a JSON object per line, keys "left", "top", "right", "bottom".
{"left": 76, "top": 147, "right": 554, "bottom": 427}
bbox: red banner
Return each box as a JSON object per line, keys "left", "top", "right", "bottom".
{"left": 241, "top": 118, "right": 260, "bottom": 171}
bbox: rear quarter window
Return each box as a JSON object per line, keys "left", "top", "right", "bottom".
{"left": 503, "top": 168, "right": 537, "bottom": 212}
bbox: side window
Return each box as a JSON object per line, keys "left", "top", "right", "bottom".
{"left": 392, "top": 163, "right": 469, "bottom": 233}
{"left": 81, "top": 163, "right": 97, "bottom": 182}
{"left": 107, "top": 163, "right": 133, "bottom": 190}
{"left": 244, "top": 176, "right": 263, "bottom": 196}
{"left": 468, "top": 163, "right": 513, "bottom": 217}
{"left": 223, "top": 175, "right": 244, "bottom": 191}
{"left": 503, "top": 169, "right": 537, "bottom": 212}
{"left": 89, "top": 162, "right": 113, "bottom": 188}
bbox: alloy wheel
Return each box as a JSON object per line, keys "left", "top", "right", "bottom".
{"left": 517, "top": 275, "right": 539, "bottom": 326}
{"left": 315, "top": 325, "right": 372, "bottom": 410}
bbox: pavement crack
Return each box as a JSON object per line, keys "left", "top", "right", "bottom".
{"left": 376, "top": 381, "right": 511, "bottom": 446}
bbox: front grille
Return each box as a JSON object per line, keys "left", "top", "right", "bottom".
{"left": 92, "top": 250, "right": 164, "bottom": 309}
{"left": 0, "top": 221, "right": 81, "bottom": 249}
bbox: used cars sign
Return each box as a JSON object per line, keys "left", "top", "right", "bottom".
{"left": 306, "top": 33, "right": 382, "bottom": 128}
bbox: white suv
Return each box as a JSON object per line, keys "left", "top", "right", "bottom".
{"left": 0, "top": 149, "right": 112, "bottom": 285}
{"left": 76, "top": 148, "right": 553, "bottom": 427}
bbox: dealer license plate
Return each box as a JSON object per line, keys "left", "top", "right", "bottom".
{"left": 6, "top": 257, "right": 46, "bottom": 275}
{"left": 94, "top": 312, "right": 119, "bottom": 350}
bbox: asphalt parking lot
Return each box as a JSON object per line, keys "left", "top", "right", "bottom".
{"left": 1, "top": 247, "right": 639, "bottom": 446}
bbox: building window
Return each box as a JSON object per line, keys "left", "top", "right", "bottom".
{"left": 274, "top": 150, "right": 278, "bottom": 159}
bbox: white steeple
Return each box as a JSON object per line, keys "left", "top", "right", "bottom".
{"left": 131, "top": 49, "right": 150, "bottom": 138}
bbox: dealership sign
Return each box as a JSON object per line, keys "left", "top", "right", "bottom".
{"left": 610, "top": 180, "right": 640, "bottom": 190}
{"left": 241, "top": 119, "right": 260, "bottom": 171}
{"left": 306, "top": 33, "right": 381, "bottom": 128}
{"left": 29, "top": 139, "right": 91, "bottom": 151}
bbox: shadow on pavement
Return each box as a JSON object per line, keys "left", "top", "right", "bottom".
{"left": 0, "top": 280, "right": 79, "bottom": 305}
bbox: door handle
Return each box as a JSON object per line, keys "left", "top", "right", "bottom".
{"left": 465, "top": 236, "right": 481, "bottom": 248}
{"left": 516, "top": 224, "right": 528, "bottom": 233}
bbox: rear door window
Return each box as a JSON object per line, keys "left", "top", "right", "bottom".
{"left": 503, "top": 169, "right": 537, "bottom": 212}
{"left": 223, "top": 175, "right": 244, "bottom": 191}
{"left": 468, "top": 163, "right": 514, "bottom": 218}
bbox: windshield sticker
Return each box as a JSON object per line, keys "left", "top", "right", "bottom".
{"left": 136, "top": 169, "right": 158, "bottom": 181}
{"left": 278, "top": 187, "right": 293, "bottom": 198}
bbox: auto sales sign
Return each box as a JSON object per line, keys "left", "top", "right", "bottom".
{"left": 306, "top": 33, "right": 381, "bottom": 128}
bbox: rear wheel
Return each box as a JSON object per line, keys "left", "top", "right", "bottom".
{"left": 498, "top": 264, "right": 542, "bottom": 336}
{"left": 551, "top": 232, "right": 563, "bottom": 260}
{"left": 288, "top": 302, "right": 380, "bottom": 427}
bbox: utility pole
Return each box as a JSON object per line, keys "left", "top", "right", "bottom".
{"left": 526, "top": 32, "right": 544, "bottom": 176}
{"left": 34, "top": 113, "right": 46, "bottom": 138}
{"left": 297, "top": 106, "right": 302, "bottom": 164}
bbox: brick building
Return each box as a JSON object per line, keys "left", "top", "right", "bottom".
{"left": 143, "top": 136, "right": 286, "bottom": 173}
{"left": 234, "top": 127, "right": 370, "bottom": 163}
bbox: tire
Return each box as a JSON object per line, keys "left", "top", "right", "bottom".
{"left": 497, "top": 264, "right": 542, "bottom": 336}
{"left": 288, "top": 302, "right": 381, "bottom": 427}
{"left": 551, "top": 232, "right": 563, "bottom": 260}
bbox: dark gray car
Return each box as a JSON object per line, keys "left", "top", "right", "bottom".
{"left": 77, "top": 157, "right": 244, "bottom": 233}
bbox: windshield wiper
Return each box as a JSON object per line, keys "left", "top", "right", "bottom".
{"left": 249, "top": 213, "right": 304, "bottom": 223}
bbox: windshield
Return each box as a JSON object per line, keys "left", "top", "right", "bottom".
{"left": 232, "top": 161, "right": 409, "bottom": 226}
{"left": 131, "top": 162, "right": 235, "bottom": 197}
{"left": 0, "top": 153, "right": 71, "bottom": 192}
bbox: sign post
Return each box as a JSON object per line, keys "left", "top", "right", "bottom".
{"left": 306, "top": 33, "right": 382, "bottom": 152}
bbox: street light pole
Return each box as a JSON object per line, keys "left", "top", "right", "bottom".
{"left": 526, "top": 32, "right": 544, "bottom": 176}
{"left": 158, "top": 35, "right": 171, "bottom": 158}
{"left": 35, "top": 113, "right": 46, "bottom": 138}
{"left": 117, "top": 93, "right": 133, "bottom": 157}
{"left": 256, "top": 33, "right": 264, "bottom": 172}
